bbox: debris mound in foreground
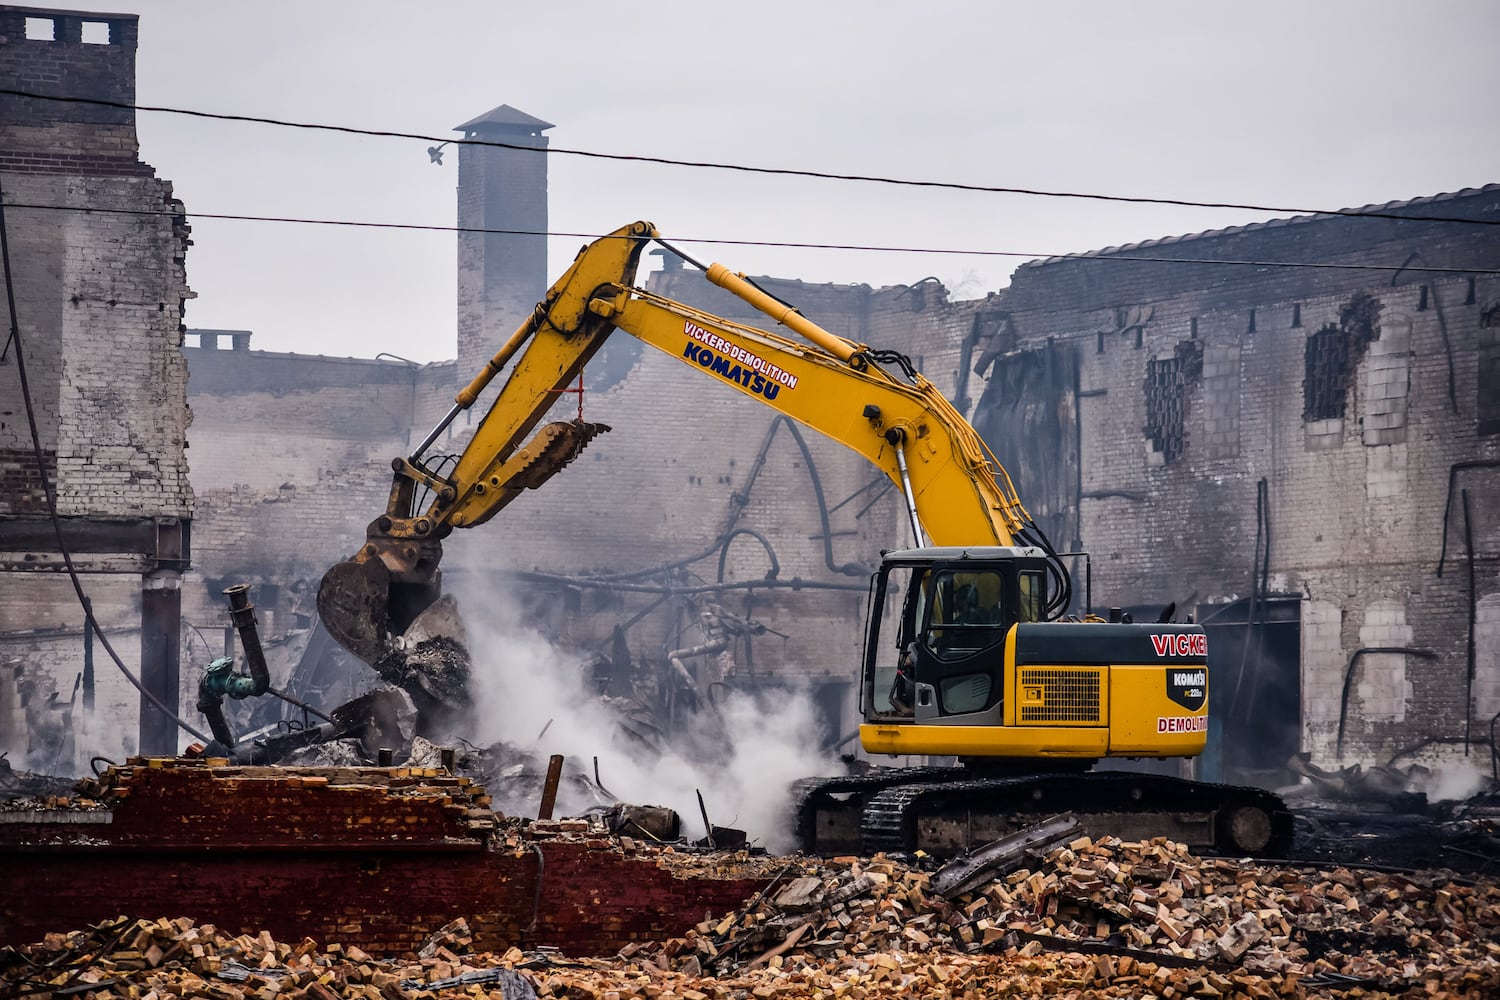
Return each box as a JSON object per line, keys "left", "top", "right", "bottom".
{"left": 3, "top": 835, "right": 1497, "bottom": 999}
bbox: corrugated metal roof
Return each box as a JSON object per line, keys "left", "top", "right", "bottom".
{"left": 1018, "top": 183, "right": 1500, "bottom": 270}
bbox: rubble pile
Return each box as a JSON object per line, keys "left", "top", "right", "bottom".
{"left": 4, "top": 836, "right": 1497, "bottom": 999}
{"left": 0, "top": 753, "right": 77, "bottom": 800}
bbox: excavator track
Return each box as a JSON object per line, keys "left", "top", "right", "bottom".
{"left": 792, "top": 768, "right": 955, "bottom": 855}
{"left": 797, "top": 769, "right": 1293, "bottom": 860}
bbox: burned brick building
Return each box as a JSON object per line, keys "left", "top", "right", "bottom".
{"left": 3, "top": 3, "right": 1498, "bottom": 802}
{"left": 0, "top": 5, "right": 193, "bottom": 769}
{"left": 182, "top": 187, "right": 1500, "bottom": 792}
{"left": 964, "top": 192, "right": 1500, "bottom": 784}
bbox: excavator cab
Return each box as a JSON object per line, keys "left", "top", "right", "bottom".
{"left": 864, "top": 547, "right": 1050, "bottom": 728}
{"left": 859, "top": 544, "right": 1214, "bottom": 766}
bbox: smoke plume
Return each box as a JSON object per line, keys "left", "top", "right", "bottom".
{"left": 458, "top": 582, "right": 838, "bottom": 853}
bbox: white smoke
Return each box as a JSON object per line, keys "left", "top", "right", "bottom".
{"left": 1414, "top": 761, "right": 1490, "bottom": 803}
{"left": 459, "top": 584, "right": 838, "bottom": 853}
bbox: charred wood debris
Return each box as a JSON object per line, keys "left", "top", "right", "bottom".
{"left": 3, "top": 827, "right": 1499, "bottom": 999}
{"left": 164, "top": 586, "right": 773, "bottom": 829}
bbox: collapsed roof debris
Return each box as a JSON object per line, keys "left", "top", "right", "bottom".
{"left": 3, "top": 833, "right": 1496, "bottom": 999}
{"left": 0, "top": 753, "right": 75, "bottom": 800}
{"left": 1287, "top": 752, "right": 1432, "bottom": 812}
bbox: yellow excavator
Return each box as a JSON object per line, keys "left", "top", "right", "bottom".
{"left": 318, "top": 221, "right": 1291, "bottom": 858}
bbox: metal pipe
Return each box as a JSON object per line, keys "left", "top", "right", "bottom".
{"left": 266, "top": 684, "right": 334, "bottom": 724}
{"left": 696, "top": 789, "right": 716, "bottom": 849}
{"left": 1336, "top": 646, "right": 1439, "bottom": 758}
{"left": 410, "top": 401, "right": 462, "bottom": 462}
{"left": 889, "top": 431, "right": 928, "bottom": 548}
{"left": 222, "top": 585, "right": 270, "bottom": 696}
{"left": 1436, "top": 460, "right": 1500, "bottom": 576}
{"left": 81, "top": 595, "right": 94, "bottom": 715}
{"left": 1056, "top": 552, "right": 1093, "bottom": 617}
{"left": 502, "top": 570, "right": 867, "bottom": 596}
{"left": 1463, "top": 488, "right": 1476, "bottom": 755}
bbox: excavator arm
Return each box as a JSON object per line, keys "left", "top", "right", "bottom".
{"left": 318, "top": 221, "right": 1046, "bottom": 662}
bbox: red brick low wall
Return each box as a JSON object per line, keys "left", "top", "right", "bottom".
{"left": 0, "top": 761, "right": 765, "bottom": 956}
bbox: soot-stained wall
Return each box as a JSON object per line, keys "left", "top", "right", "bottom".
{"left": 984, "top": 186, "right": 1500, "bottom": 777}
{"left": 0, "top": 5, "right": 194, "bottom": 768}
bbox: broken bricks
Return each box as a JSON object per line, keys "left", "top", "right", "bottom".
{"left": 3, "top": 835, "right": 1498, "bottom": 999}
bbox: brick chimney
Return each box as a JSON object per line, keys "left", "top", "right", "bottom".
{"left": 0, "top": 6, "right": 145, "bottom": 171}
{"left": 453, "top": 104, "right": 552, "bottom": 404}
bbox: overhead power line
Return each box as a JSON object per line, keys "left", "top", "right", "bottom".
{"left": 2, "top": 86, "right": 1497, "bottom": 228}
{"left": 3, "top": 200, "right": 1496, "bottom": 276}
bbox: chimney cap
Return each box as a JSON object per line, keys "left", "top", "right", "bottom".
{"left": 453, "top": 104, "right": 554, "bottom": 134}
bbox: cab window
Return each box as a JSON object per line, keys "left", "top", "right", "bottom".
{"left": 923, "top": 569, "right": 1006, "bottom": 660}
{"left": 1018, "top": 570, "right": 1045, "bottom": 622}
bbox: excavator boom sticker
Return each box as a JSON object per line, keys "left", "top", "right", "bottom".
{"left": 682, "top": 321, "right": 798, "bottom": 400}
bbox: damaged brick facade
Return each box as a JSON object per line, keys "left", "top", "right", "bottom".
{"left": 0, "top": 760, "right": 766, "bottom": 953}
{"left": 992, "top": 187, "right": 1500, "bottom": 778}
{"left": 0, "top": 5, "right": 194, "bottom": 769}
{"left": 181, "top": 187, "right": 1500, "bottom": 787}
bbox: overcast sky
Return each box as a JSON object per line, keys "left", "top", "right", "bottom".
{"left": 40, "top": 0, "right": 1500, "bottom": 362}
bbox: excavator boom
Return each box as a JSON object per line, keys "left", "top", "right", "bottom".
{"left": 318, "top": 221, "right": 1044, "bottom": 658}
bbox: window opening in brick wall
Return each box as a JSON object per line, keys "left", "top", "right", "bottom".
{"left": 1144, "top": 357, "right": 1186, "bottom": 463}
{"left": 81, "top": 20, "right": 110, "bottom": 44}
{"left": 1142, "top": 340, "right": 1202, "bottom": 465}
{"left": 24, "top": 17, "right": 54, "bottom": 39}
{"left": 1304, "top": 324, "right": 1349, "bottom": 421}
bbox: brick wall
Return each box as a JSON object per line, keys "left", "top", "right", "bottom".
{"left": 0, "top": 7, "right": 149, "bottom": 178}
{"left": 995, "top": 187, "right": 1500, "bottom": 770}
{"left": 181, "top": 347, "right": 456, "bottom": 640}
{"left": 0, "top": 4, "right": 194, "bottom": 770}
{"left": 0, "top": 762, "right": 765, "bottom": 956}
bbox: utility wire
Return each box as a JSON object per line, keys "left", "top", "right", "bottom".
{"left": 0, "top": 179, "right": 213, "bottom": 747}
{"left": 4, "top": 200, "right": 1497, "bottom": 276}
{"left": 2, "top": 85, "right": 1497, "bottom": 228}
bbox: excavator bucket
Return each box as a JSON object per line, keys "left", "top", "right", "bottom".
{"left": 317, "top": 419, "right": 607, "bottom": 663}
{"left": 318, "top": 550, "right": 446, "bottom": 665}
{"left": 317, "top": 556, "right": 397, "bottom": 665}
